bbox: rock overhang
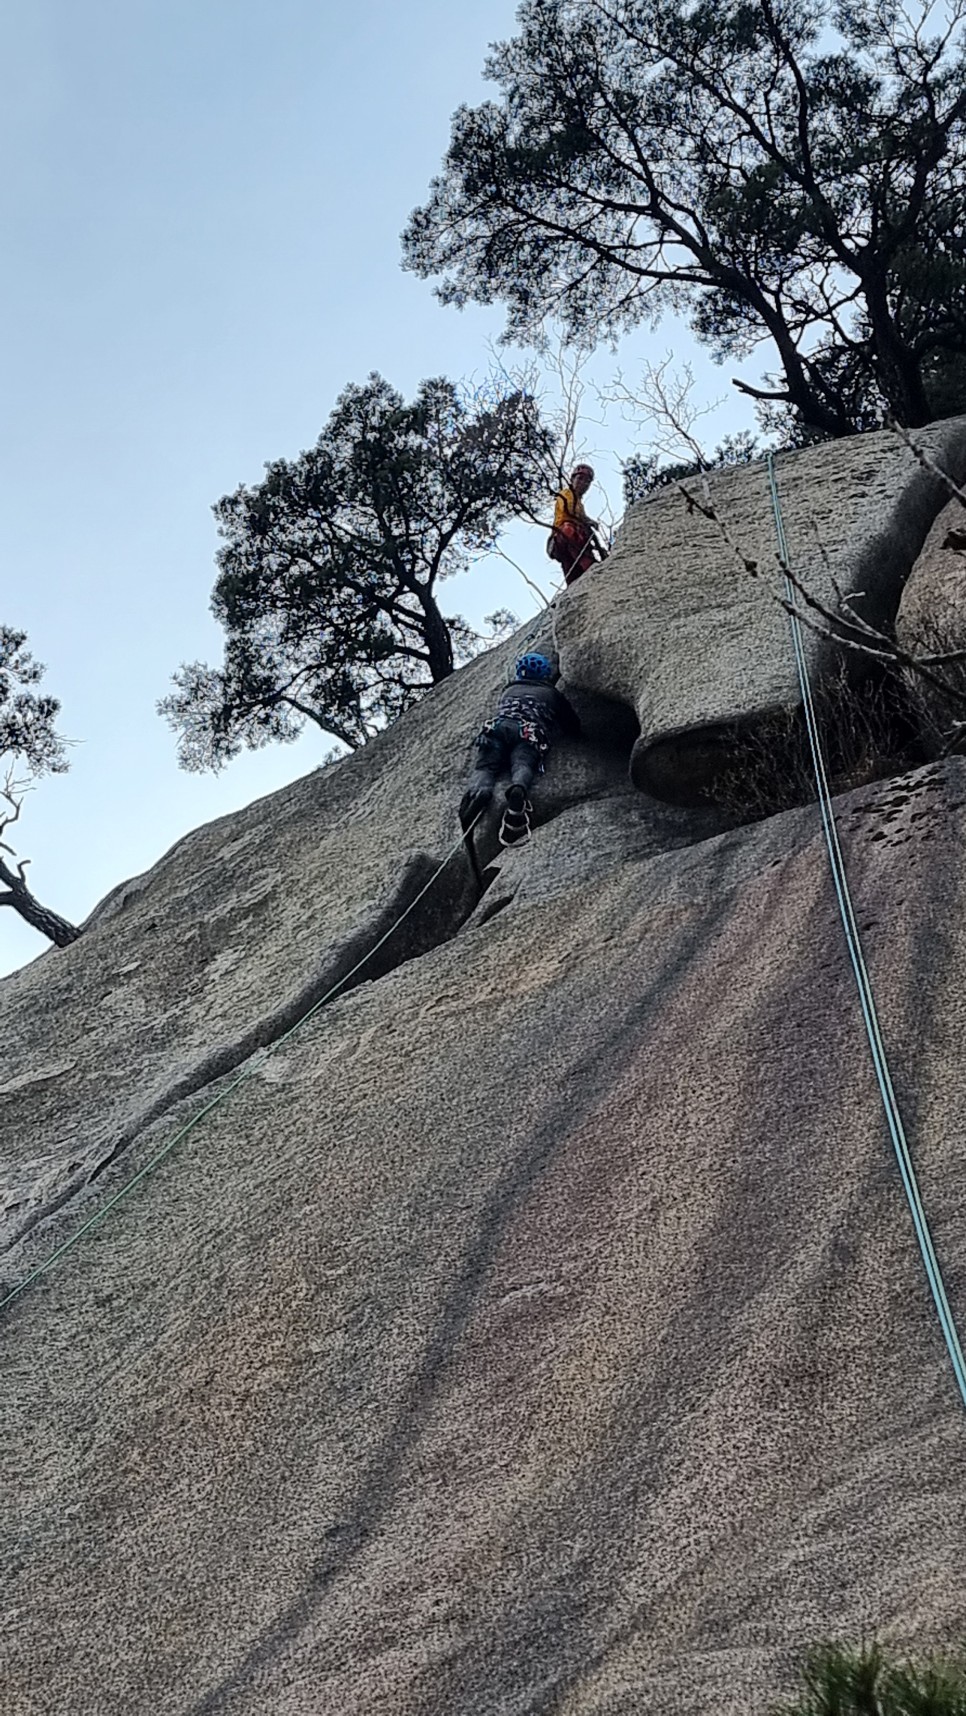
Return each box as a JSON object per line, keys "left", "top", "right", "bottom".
{"left": 554, "top": 417, "right": 966, "bottom": 805}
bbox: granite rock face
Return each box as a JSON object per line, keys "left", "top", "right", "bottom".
{"left": 0, "top": 622, "right": 638, "bottom": 1266}
{"left": 554, "top": 419, "right": 966, "bottom": 800}
{"left": 897, "top": 495, "right": 966, "bottom": 752}
{"left": 4, "top": 424, "right": 966, "bottom": 1716}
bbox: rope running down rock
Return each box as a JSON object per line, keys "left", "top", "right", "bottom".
{"left": 0, "top": 816, "right": 482, "bottom": 1316}
{"left": 767, "top": 450, "right": 966, "bottom": 1412}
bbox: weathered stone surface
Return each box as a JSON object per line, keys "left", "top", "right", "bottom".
{"left": 0, "top": 617, "right": 638, "bottom": 1269}
{"left": 5, "top": 424, "right": 966, "bottom": 1716}
{"left": 897, "top": 496, "right": 966, "bottom": 752}
{"left": 4, "top": 758, "right": 966, "bottom": 1716}
{"left": 553, "top": 418, "right": 966, "bottom": 801}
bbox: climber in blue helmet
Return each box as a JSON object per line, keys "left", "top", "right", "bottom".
{"left": 459, "top": 651, "right": 581, "bottom": 848}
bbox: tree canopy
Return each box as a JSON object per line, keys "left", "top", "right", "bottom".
{"left": 161, "top": 373, "right": 554, "bottom": 771}
{"left": 402, "top": 0, "right": 966, "bottom": 438}
{"left": 0, "top": 627, "right": 67, "bottom": 776}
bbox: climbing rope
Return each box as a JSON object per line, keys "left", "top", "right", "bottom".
{"left": 767, "top": 451, "right": 966, "bottom": 1411}
{"left": 2, "top": 565, "right": 564, "bottom": 1318}
{"left": 0, "top": 817, "right": 481, "bottom": 1316}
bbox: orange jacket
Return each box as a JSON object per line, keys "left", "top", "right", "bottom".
{"left": 553, "top": 486, "right": 587, "bottom": 530}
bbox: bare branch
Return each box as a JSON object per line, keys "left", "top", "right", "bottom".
{"left": 489, "top": 546, "right": 560, "bottom": 608}
{"left": 0, "top": 771, "right": 80, "bottom": 948}
{"left": 886, "top": 415, "right": 966, "bottom": 515}
{"left": 606, "top": 354, "right": 727, "bottom": 467}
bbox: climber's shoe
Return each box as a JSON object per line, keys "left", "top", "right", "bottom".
{"left": 459, "top": 786, "right": 492, "bottom": 832}
{"left": 499, "top": 785, "right": 532, "bottom": 848}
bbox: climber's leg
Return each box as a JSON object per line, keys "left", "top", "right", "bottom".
{"left": 559, "top": 522, "right": 595, "bottom": 586}
{"left": 459, "top": 727, "right": 507, "bottom": 831}
{"left": 500, "top": 783, "right": 532, "bottom": 847}
{"left": 499, "top": 740, "right": 541, "bottom": 846}
{"left": 508, "top": 738, "right": 540, "bottom": 795}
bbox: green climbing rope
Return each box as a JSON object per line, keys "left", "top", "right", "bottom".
{"left": 0, "top": 818, "right": 479, "bottom": 1316}
{"left": 767, "top": 451, "right": 966, "bottom": 1411}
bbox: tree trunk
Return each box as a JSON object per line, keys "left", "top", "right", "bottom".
{"left": 0, "top": 860, "right": 81, "bottom": 948}
{"left": 416, "top": 586, "right": 456, "bottom": 683}
{"left": 864, "top": 276, "right": 932, "bottom": 426}
{"left": 712, "top": 262, "right": 858, "bottom": 437}
{"left": 761, "top": 307, "right": 857, "bottom": 435}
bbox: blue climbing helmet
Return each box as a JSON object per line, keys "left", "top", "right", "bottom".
{"left": 514, "top": 652, "right": 556, "bottom": 684}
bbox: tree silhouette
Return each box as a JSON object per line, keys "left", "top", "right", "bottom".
{"left": 404, "top": 0, "right": 966, "bottom": 438}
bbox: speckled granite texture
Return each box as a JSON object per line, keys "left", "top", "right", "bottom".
{"left": 4, "top": 424, "right": 966, "bottom": 1716}
{"left": 0, "top": 615, "right": 636, "bottom": 1264}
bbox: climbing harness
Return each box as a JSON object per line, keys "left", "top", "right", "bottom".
{"left": 479, "top": 699, "right": 551, "bottom": 756}
{"left": 0, "top": 815, "right": 483, "bottom": 1316}
{"left": 767, "top": 452, "right": 966, "bottom": 1411}
{"left": 515, "top": 718, "right": 548, "bottom": 756}
{"left": 548, "top": 522, "right": 607, "bottom": 584}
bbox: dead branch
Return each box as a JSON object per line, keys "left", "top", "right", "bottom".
{"left": 887, "top": 415, "right": 966, "bottom": 515}
{"left": 486, "top": 332, "right": 617, "bottom": 543}
{"left": 605, "top": 353, "right": 727, "bottom": 468}
{"left": 677, "top": 475, "right": 966, "bottom": 716}
{"left": 490, "top": 546, "right": 560, "bottom": 608}
{"left": 0, "top": 770, "right": 80, "bottom": 948}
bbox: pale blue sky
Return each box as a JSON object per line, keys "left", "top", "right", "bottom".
{"left": 1, "top": 0, "right": 754, "bottom": 975}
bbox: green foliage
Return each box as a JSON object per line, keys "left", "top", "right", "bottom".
{"left": 623, "top": 432, "right": 760, "bottom": 504}
{"left": 161, "top": 373, "right": 553, "bottom": 771}
{"left": 0, "top": 627, "right": 66, "bottom": 776}
{"left": 773, "top": 1642, "right": 966, "bottom": 1716}
{"left": 403, "top": 0, "right": 966, "bottom": 439}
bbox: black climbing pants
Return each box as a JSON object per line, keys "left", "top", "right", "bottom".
{"left": 466, "top": 719, "right": 542, "bottom": 800}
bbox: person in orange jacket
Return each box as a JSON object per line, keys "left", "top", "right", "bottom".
{"left": 548, "top": 463, "right": 608, "bottom": 585}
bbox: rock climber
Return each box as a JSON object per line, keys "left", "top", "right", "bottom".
{"left": 548, "top": 463, "right": 608, "bottom": 586}
{"left": 459, "top": 652, "right": 581, "bottom": 849}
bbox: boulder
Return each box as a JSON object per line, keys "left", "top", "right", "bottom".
{"left": 0, "top": 622, "right": 644, "bottom": 1271}
{"left": 896, "top": 495, "right": 966, "bottom": 753}
{"left": 553, "top": 418, "right": 966, "bottom": 801}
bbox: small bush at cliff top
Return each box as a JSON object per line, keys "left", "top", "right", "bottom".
{"left": 773, "top": 1641, "right": 966, "bottom": 1715}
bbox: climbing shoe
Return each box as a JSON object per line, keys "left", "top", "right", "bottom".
{"left": 499, "top": 785, "right": 532, "bottom": 847}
